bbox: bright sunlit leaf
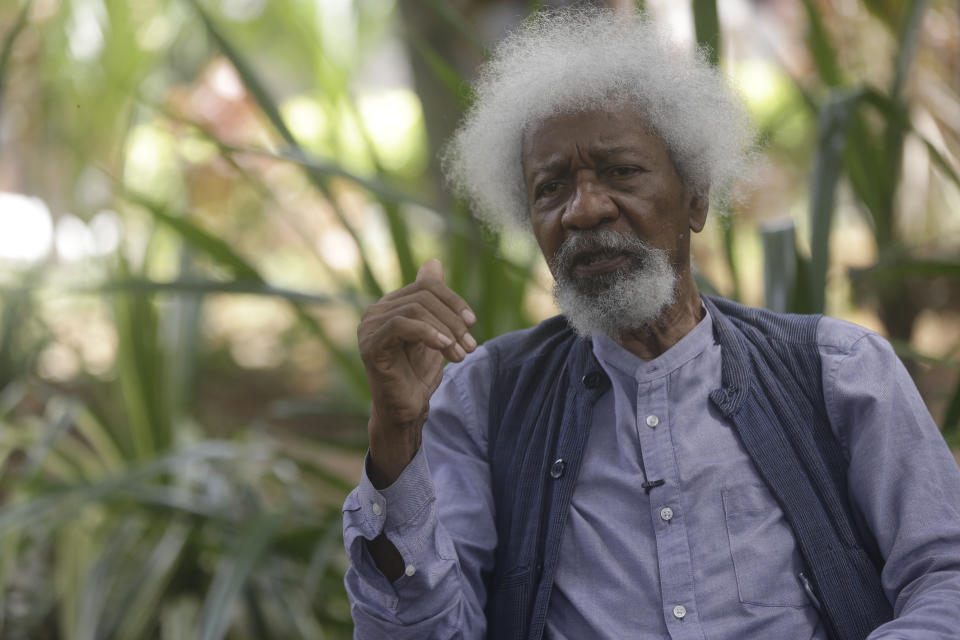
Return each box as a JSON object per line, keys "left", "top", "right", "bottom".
{"left": 357, "top": 89, "right": 426, "bottom": 172}
{"left": 67, "top": 0, "right": 107, "bottom": 62}
{"left": 281, "top": 95, "right": 329, "bottom": 147}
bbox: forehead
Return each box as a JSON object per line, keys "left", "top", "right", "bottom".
{"left": 521, "top": 104, "right": 669, "bottom": 171}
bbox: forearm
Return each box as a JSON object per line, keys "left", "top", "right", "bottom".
{"left": 366, "top": 416, "right": 423, "bottom": 581}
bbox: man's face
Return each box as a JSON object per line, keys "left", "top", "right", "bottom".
{"left": 521, "top": 104, "right": 708, "bottom": 335}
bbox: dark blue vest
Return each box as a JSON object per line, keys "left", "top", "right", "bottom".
{"left": 482, "top": 294, "right": 892, "bottom": 640}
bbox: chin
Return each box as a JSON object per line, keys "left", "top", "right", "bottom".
{"left": 554, "top": 266, "right": 677, "bottom": 338}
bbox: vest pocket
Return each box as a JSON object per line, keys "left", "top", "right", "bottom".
{"left": 722, "top": 484, "right": 810, "bottom": 608}
{"left": 486, "top": 567, "right": 531, "bottom": 640}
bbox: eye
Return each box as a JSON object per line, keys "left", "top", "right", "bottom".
{"left": 535, "top": 180, "right": 563, "bottom": 199}
{"left": 608, "top": 165, "right": 641, "bottom": 179}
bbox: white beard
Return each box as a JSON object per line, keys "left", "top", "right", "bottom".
{"left": 550, "top": 229, "right": 677, "bottom": 338}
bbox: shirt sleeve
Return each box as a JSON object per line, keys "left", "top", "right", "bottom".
{"left": 342, "top": 347, "right": 496, "bottom": 639}
{"left": 819, "top": 319, "right": 960, "bottom": 639}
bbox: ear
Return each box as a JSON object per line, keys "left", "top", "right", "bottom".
{"left": 687, "top": 191, "right": 709, "bottom": 233}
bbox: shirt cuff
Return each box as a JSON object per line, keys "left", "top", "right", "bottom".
{"left": 356, "top": 447, "right": 435, "bottom": 533}
{"left": 342, "top": 447, "right": 443, "bottom": 607}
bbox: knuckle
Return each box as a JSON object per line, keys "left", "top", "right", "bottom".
{"left": 399, "top": 301, "right": 428, "bottom": 319}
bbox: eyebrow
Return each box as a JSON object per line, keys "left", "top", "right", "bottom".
{"left": 591, "top": 145, "right": 644, "bottom": 159}
{"left": 527, "top": 146, "right": 644, "bottom": 179}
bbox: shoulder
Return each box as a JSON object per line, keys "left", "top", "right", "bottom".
{"left": 703, "top": 294, "right": 821, "bottom": 346}
{"left": 816, "top": 316, "right": 893, "bottom": 359}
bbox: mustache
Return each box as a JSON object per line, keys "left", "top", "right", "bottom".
{"left": 550, "top": 230, "right": 654, "bottom": 275}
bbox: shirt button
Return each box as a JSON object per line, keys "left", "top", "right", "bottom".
{"left": 550, "top": 458, "right": 566, "bottom": 479}
{"left": 673, "top": 604, "right": 687, "bottom": 619}
{"left": 371, "top": 502, "right": 382, "bottom": 516}
{"left": 645, "top": 414, "right": 659, "bottom": 428}
{"left": 404, "top": 564, "right": 416, "bottom": 577}
{"left": 659, "top": 506, "right": 674, "bottom": 521}
{"left": 582, "top": 372, "right": 603, "bottom": 388}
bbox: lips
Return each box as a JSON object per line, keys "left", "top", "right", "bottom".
{"left": 571, "top": 250, "right": 633, "bottom": 277}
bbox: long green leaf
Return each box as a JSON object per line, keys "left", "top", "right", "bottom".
{"left": 942, "top": 376, "right": 960, "bottom": 445}
{"left": 303, "top": 518, "right": 343, "bottom": 601}
{"left": 72, "top": 405, "right": 126, "bottom": 473}
{"left": 0, "top": 0, "right": 30, "bottom": 127}
{"left": 801, "top": 0, "right": 842, "bottom": 86}
{"left": 120, "top": 191, "right": 369, "bottom": 399}
{"left": 422, "top": 0, "right": 488, "bottom": 56}
{"left": 186, "top": 0, "right": 385, "bottom": 297}
{"left": 808, "top": 89, "right": 864, "bottom": 313}
{"left": 874, "top": 0, "right": 929, "bottom": 248}
{"left": 853, "top": 259, "right": 960, "bottom": 282}
{"left": 110, "top": 521, "right": 191, "bottom": 640}
{"left": 0, "top": 441, "right": 244, "bottom": 533}
{"left": 890, "top": 0, "right": 929, "bottom": 101}
{"left": 75, "top": 522, "right": 143, "bottom": 640}
{"left": 123, "top": 191, "right": 261, "bottom": 281}
{"left": 692, "top": 0, "right": 720, "bottom": 67}
{"left": 720, "top": 217, "right": 742, "bottom": 302}
{"left": 858, "top": 87, "right": 960, "bottom": 190}
{"left": 237, "top": 144, "right": 441, "bottom": 212}
{"left": 760, "top": 219, "right": 798, "bottom": 313}
{"left": 339, "top": 92, "right": 419, "bottom": 287}
{"left": 112, "top": 255, "right": 167, "bottom": 459}
{"left": 199, "top": 515, "right": 279, "bottom": 640}
{"left": 406, "top": 32, "right": 474, "bottom": 111}
{"left": 92, "top": 278, "right": 359, "bottom": 306}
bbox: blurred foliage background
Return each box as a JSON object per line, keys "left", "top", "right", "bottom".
{"left": 0, "top": 0, "right": 958, "bottom": 637}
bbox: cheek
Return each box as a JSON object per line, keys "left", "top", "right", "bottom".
{"left": 531, "top": 217, "right": 562, "bottom": 263}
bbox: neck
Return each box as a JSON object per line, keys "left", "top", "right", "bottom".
{"left": 615, "top": 276, "right": 703, "bottom": 360}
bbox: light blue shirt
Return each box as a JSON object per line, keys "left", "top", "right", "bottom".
{"left": 343, "top": 309, "right": 960, "bottom": 639}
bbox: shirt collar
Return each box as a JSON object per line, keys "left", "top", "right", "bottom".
{"left": 591, "top": 305, "right": 715, "bottom": 383}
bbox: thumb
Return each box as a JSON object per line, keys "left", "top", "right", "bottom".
{"left": 416, "top": 258, "right": 444, "bottom": 283}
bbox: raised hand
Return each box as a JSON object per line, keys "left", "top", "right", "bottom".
{"left": 357, "top": 259, "right": 477, "bottom": 488}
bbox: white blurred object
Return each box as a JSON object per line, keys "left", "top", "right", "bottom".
{"left": 0, "top": 192, "right": 54, "bottom": 264}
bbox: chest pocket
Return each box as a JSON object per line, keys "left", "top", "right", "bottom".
{"left": 722, "top": 484, "right": 810, "bottom": 608}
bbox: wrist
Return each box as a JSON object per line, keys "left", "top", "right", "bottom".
{"left": 367, "top": 415, "right": 423, "bottom": 489}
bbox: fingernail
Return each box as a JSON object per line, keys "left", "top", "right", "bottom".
{"left": 461, "top": 309, "right": 477, "bottom": 325}
{"left": 462, "top": 333, "right": 477, "bottom": 350}
{"left": 454, "top": 344, "right": 466, "bottom": 360}
{"left": 436, "top": 332, "right": 453, "bottom": 347}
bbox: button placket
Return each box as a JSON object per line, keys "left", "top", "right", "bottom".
{"left": 636, "top": 377, "right": 701, "bottom": 636}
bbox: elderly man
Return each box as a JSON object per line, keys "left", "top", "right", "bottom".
{"left": 342, "top": 9, "right": 960, "bottom": 640}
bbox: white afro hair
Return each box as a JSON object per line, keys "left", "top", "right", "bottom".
{"left": 442, "top": 7, "right": 756, "bottom": 231}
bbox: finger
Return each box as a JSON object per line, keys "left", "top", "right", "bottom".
{"left": 393, "top": 300, "right": 470, "bottom": 359}
{"left": 371, "top": 315, "right": 457, "bottom": 356}
{"left": 380, "top": 278, "right": 478, "bottom": 333}
{"left": 416, "top": 278, "right": 478, "bottom": 328}
{"left": 416, "top": 258, "right": 444, "bottom": 283}
{"left": 383, "top": 293, "right": 475, "bottom": 353}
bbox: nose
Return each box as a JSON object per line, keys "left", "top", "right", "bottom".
{"left": 562, "top": 176, "right": 618, "bottom": 230}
